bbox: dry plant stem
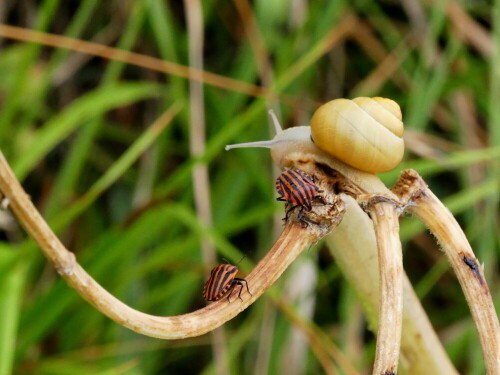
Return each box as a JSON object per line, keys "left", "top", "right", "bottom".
{"left": 277, "top": 300, "right": 344, "bottom": 375}
{"left": 369, "top": 202, "right": 403, "bottom": 375}
{"left": 326, "top": 195, "right": 458, "bottom": 375}
{"left": 0, "top": 151, "right": 344, "bottom": 339}
{"left": 184, "top": 0, "right": 215, "bottom": 268}
{"left": 447, "top": 0, "right": 492, "bottom": 57}
{"left": 394, "top": 169, "right": 500, "bottom": 374}
{"left": 0, "top": 24, "right": 271, "bottom": 99}
{"left": 183, "top": 1, "right": 227, "bottom": 374}
{"left": 0, "top": 17, "right": 357, "bottom": 108}
{"left": 233, "top": 0, "right": 274, "bottom": 85}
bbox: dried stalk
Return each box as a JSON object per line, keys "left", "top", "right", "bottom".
{"left": 393, "top": 169, "right": 500, "bottom": 374}
{"left": 0, "top": 24, "right": 273, "bottom": 99}
{"left": 303, "top": 164, "right": 405, "bottom": 374}
{"left": 277, "top": 299, "right": 361, "bottom": 375}
{"left": 0, "top": 150, "right": 345, "bottom": 339}
{"left": 368, "top": 201, "right": 403, "bottom": 375}
{"left": 326, "top": 195, "right": 458, "bottom": 374}
{"left": 183, "top": 0, "right": 228, "bottom": 373}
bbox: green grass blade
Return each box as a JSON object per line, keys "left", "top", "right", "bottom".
{"left": 50, "top": 102, "right": 182, "bottom": 230}
{"left": 12, "top": 82, "right": 160, "bottom": 180}
{"left": 0, "top": 248, "right": 28, "bottom": 375}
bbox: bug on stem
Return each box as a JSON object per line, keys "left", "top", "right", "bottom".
{"left": 203, "top": 264, "right": 251, "bottom": 302}
{"left": 275, "top": 169, "right": 320, "bottom": 211}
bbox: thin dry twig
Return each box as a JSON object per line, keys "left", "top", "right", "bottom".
{"left": 280, "top": 301, "right": 339, "bottom": 375}
{"left": 0, "top": 150, "right": 346, "bottom": 339}
{"left": 0, "top": 19, "right": 354, "bottom": 109}
{"left": 368, "top": 201, "right": 403, "bottom": 375}
{"left": 183, "top": 0, "right": 228, "bottom": 373}
{"left": 233, "top": 0, "right": 275, "bottom": 88}
{"left": 184, "top": 0, "right": 215, "bottom": 291}
{"left": 294, "top": 162, "right": 405, "bottom": 374}
{"left": 393, "top": 169, "right": 500, "bottom": 374}
{"left": 229, "top": 4, "right": 283, "bottom": 370}
{"left": 277, "top": 298, "right": 363, "bottom": 375}
{"left": 0, "top": 24, "right": 272, "bottom": 99}
{"left": 447, "top": 0, "right": 492, "bottom": 57}
{"left": 326, "top": 195, "right": 459, "bottom": 375}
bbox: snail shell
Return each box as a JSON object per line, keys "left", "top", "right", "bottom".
{"left": 310, "top": 97, "right": 404, "bottom": 174}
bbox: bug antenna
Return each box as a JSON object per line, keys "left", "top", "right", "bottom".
{"left": 220, "top": 256, "right": 245, "bottom": 265}
{"left": 236, "top": 254, "right": 246, "bottom": 265}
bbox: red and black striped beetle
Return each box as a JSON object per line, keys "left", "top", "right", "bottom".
{"left": 203, "top": 264, "right": 251, "bottom": 302}
{"left": 275, "top": 169, "right": 321, "bottom": 214}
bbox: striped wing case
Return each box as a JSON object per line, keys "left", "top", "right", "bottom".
{"left": 203, "top": 264, "right": 239, "bottom": 301}
{"left": 275, "top": 169, "right": 320, "bottom": 211}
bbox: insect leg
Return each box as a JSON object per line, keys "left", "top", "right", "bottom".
{"left": 284, "top": 204, "right": 298, "bottom": 221}
{"left": 230, "top": 281, "right": 244, "bottom": 301}
{"left": 234, "top": 278, "right": 252, "bottom": 297}
{"left": 232, "top": 278, "right": 252, "bottom": 301}
{"left": 226, "top": 285, "right": 236, "bottom": 302}
{"left": 297, "top": 207, "right": 316, "bottom": 227}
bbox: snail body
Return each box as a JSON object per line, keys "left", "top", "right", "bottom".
{"left": 225, "top": 97, "right": 405, "bottom": 193}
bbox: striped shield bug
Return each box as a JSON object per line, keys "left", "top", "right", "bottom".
{"left": 203, "top": 264, "right": 251, "bottom": 302}
{"left": 275, "top": 169, "right": 321, "bottom": 213}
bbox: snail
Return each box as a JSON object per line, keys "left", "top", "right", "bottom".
{"left": 225, "top": 97, "right": 405, "bottom": 194}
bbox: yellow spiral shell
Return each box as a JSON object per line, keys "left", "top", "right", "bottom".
{"left": 310, "top": 97, "right": 405, "bottom": 173}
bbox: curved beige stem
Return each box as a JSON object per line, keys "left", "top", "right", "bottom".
{"left": 0, "top": 150, "right": 345, "bottom": 339}
{"left": 326, "top": 195, "right": 458, "bottom": 374}
{"left": 369, "top": 202, "right": 403, "bottom": 375}
{"left": 393, "top": 169, "right": 500, "bottom": 374}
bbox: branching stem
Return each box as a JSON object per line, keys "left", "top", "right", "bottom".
{"left": 326, "top": 195, "right": 458, "bottom": 374}
{"left": 393, "top": 169, "right": 500, "bottom": 374}
{"left": 0, "top": 150, "right": 344, "bottom": 339}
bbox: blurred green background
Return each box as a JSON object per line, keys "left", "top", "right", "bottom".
{"left": 0, "top": 0, "right": 498, "bottom": 374}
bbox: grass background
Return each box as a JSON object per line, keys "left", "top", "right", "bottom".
{"left": 0, "top": 0, "right": 498, "bottom": 374}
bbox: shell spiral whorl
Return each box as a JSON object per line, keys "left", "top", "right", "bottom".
{"left": 310, "top": 97, "right": 405, "bottom": 174}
